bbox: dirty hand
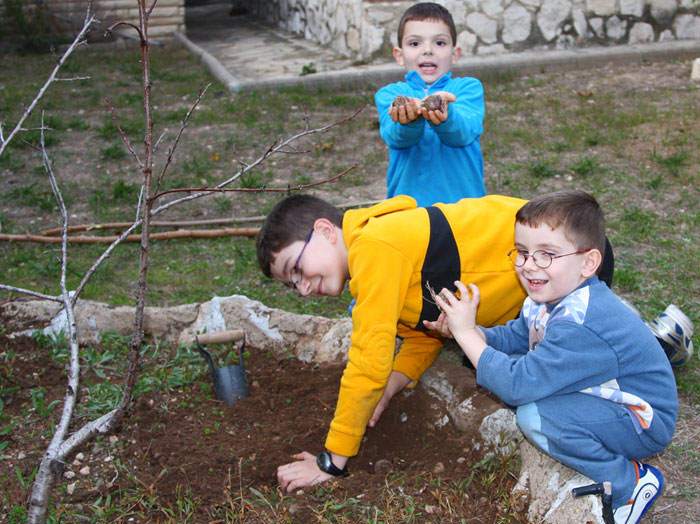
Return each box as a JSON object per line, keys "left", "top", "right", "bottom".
{"left": 368, "top": 371, "right": 412, "bottom": 428}
{"left": 277, "top": 451, "right": 333, "bottom": 493}
{"left": 423, "top": 311, "right": 452, "bottom": 338}
{"left": 420, "top": 91, "right": 456, "bottom": 125}
{"left": 389, "top": 96, "right": 422, "bottom": 124}
{"left": 433, "top": 281, "right": 480, "bottom": 339}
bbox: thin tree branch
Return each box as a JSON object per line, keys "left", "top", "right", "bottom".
{"left": 0, "top": 227, "right": 258, "bottom": 244}
{"left": 146, "top": 0, "right": 159, "bottom": 18}
{"left": 154, "top": 83, "right": 211, "bottom": 194}
{"left": 27, "top": 114, "right": 81, "bottom": 524}
{"left": 0, "top": 285, "right": 61, "bottom": 302}
{"left": 152, "top": 105, "right": 365, "bottom": 215}
{"left": 0, "top": 11, "right": 96, "bottom": 158}
{"left": 153, "top": 164, "right": 356, "bottom": 200}
{"left": 54, "top": 76, "right": 91, "bottom": 82}
{"left": 38, "top": 198, "right": 384, "bottom": 236}
{"left": 106, "top": 98, "right": 143, "bottom": 168}
{"left": 105, "top": 21, "right": 144, "bottom": 43}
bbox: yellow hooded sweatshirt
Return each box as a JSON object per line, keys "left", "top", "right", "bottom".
{"left": 325, "top": 194, "right": 527, "bottom": 457}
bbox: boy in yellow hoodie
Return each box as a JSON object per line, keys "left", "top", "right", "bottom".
{"left": 257, "top": 193, "right": 530, "bottom": 491}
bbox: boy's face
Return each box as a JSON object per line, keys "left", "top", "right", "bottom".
{"left": 513, "top": 222, "right": 598, "bottom": 305}
{"left": 269, "top": 219, "right": 348, "bottom": 297}
{"left": 393, "top": 19, "right": 461, "bottom": 84}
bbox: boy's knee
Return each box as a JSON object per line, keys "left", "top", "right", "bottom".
{"left": 516, "top": 402, "right": 550, "bottom": 453}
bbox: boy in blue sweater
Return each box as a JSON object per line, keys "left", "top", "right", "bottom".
{"left": 426, "top": 190, "right": 678, "bottom": 523}
{"left": 375, "top": 2, "right": 485, "bottom": 206}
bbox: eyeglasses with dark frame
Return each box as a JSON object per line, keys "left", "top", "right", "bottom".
{"left": 285, "top": 229, "right": 314, "bottom": 290}
{"left": 507, "top": 248, "right": 589, "bottom": 269}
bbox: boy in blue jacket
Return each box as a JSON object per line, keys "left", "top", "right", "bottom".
{"left": 375, "top": 2, "right": 485, "bottom": 206}
{"left": 426, "top": 190, "right": 678, "bottom": 523}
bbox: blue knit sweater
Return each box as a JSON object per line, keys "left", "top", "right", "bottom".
{"left": 374, "top": 71, "right": 485, "bottom": 207}
{"left": 479, "top": 277, "right": 677, "bottom": 445}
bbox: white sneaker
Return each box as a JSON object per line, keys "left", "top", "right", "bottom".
{"left": 613, "top": 462, "right": 664, "bottom": 524}
{"left": 647, "top": 304, "right": 694, "bottom": 367}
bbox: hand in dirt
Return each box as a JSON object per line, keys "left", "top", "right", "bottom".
{"left": 389, "top": 96, "right": 422, "bottom": 124}
{"left": 277, "top": 451, "right": 333, "bottom": 493}
{"left": 420, "top": 91, "right": 456, "bottom": 125}
{"left": 423, "top": 311, "right": 452, "bottom": 338}
{"left": 368, "top": 371, "right": 412, "bottom": 428}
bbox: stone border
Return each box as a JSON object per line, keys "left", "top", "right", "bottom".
{"left": 175, "top": 30, "right": 700, "bottom": 92}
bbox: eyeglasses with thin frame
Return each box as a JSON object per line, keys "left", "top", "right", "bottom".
{"left": 507, "top": 248, "right": 589, "bottom": 269}
{"left": 285, "top": 229, "right": 314, "bottom": 290}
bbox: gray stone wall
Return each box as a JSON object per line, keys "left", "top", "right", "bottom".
{"left": 234, "top": 0, "right": 700, "bottom": 61}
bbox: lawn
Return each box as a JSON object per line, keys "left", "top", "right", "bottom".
{"left": 1, "top": 39, "right": 699, "bottom": 523}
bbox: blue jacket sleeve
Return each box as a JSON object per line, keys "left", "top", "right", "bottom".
{"left": 482, "top": 313, "right": 529, "bottom": 356}
{"left": 476, "top": 319, "right": 620, "bottom": 406}
{"left": 429, "top": 78, "right": 484, "bottom": 148}
{"left": 375, "top": 84, "right": 426, "bottom": 149}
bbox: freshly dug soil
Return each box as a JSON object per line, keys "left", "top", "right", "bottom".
{"left": 0, "top": 330, "right": 521, "bottom": 523}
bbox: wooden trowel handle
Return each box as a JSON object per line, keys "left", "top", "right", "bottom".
{"left": 195, "top": 329, "right": 245, "bottom": 345}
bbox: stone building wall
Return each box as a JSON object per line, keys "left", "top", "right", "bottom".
{"left": 234, "top": 0, "right": 700, "bottom": 61}
{"left": 0, "top": 0, "right": 185, "bottom": 39}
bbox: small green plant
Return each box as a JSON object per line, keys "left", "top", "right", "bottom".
{"left": 570, "top": 156, "right": 600, "bottom": 177}
{"left": 0, "top": 399, "right": 14, "bottom": 453}
{"left": 7, "top": 504, "right": 27, "bottom": 524}
{"left": 618, "top": 207, "right": 657, "bottom": 241}
{"left": 6, "top": 183, "right": 55, "bottom": 211}
{"left": 300, "top": 62, "right": 317, "bottom": 76}
{"left": 214, "top": 195, "right": 232, "bottom": 213}
{"left": 239, "top": 171, "right": 264, "bottom": 188}
{"left": 29, "top": 387, "right": 60, "bottom": 419}
{"left": 66, "top": 117, "right": 90, "bottom": 131}
{"left": 527, "top": 159, "right": 558, "bottom": 179}
{"left": 82, "top": 382, "right": 122, "bottom": 416}
{"left": 112, "top": 179, "right": 138, "bottom": 202}
{"left": 646, "top": 174, "right": 662, "bottom": 190}
{"left": 183, "top": 153, "right": 214, "bottom": 177}
{"left": 651, "top": 149, "right": 688, "bottom": 177}
{"left": 101, "top": 143, "right": 128, "bottom": 161}
{"left": 614, "top": 267, "right": 641, "bottom": 292}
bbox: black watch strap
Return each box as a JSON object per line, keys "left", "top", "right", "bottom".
{"left": 316, "top": 451, "right": 349, "bottom": 477}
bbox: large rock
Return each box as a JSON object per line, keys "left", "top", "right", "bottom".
{"left": 620, "top": 0, "right": 644, "bottom": 17}
{"left": 586, "top": 0, "right": 616, "bottom": 16}
{"left": 606, "top": 16, "right": 628, "bottom": 41}
{"left": 538, "top": 0, "right": 571, "bottom": 41}
{"left": 629, "top": 22, "right": 655, "bottom": 44}
{"left": 650, "top": 0, "right": 678, "bottom": 24}
{"left": 503, "top": 4, "right": 532, "bottom": 44}
{"left": 674, "top": 14, "right": 700, "bottom": 39}
{"left": 514, "top": 440, "right": 607, "bottom": 523}
{"left": 419, "top": 345, "right": 503, "bottom": 433}
{"left": 467, "top": 12, "right": 498, "bottom": 44}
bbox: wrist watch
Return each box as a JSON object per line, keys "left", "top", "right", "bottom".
{"left": 316, "top": 451, "right": 349, "bottom": 477}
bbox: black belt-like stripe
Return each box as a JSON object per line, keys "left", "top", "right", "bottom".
{"left": 416, "top": 206, "right": 461, "bottom": 331}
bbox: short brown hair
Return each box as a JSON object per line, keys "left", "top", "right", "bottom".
{"left": 515, "top": 190, "right": 606, "bottom": 254}
{"left": 397, "top": 2, "right": 457, "bottom": 47}
{"left": 256, "top": 194, "right": 343, "bottom": 278}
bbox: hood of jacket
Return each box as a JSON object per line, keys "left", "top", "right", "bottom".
{"left": 342, "top": 195, "right": 417, "bottom": 249}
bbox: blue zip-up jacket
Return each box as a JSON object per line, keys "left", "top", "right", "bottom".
{"left": 478, "top": 277, "right": 677, "bottom": 447}
{"left": 374, "top": 71, "right": 485, "bottom": 207}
